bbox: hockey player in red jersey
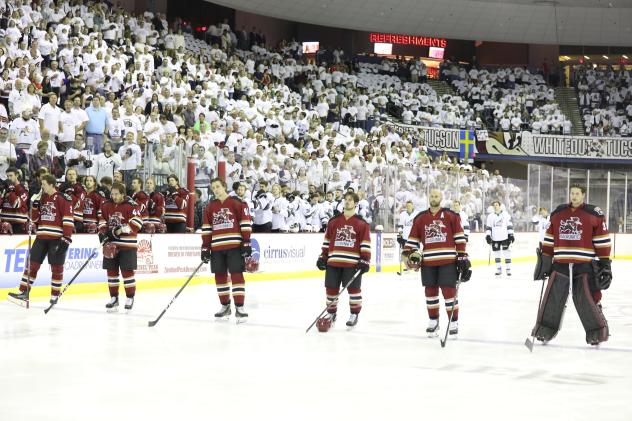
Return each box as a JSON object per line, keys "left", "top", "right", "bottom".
{"left": 0, "top": 167, "right": 29, "bottom": 233}
{"left": 7, "top": 174, "right": 74, "bottom": 305}
{"left": 59, "top": 168, "right": 86, "bottom": 233}
{"left": 201, "top": 178, "right": 253, "bottom": 323}
{"left": 98, "top": 183, "right": 143, "bottom": 312}
{"left": 131, "top": 177, "right": 149, "bottom": 225}
{"left": 403, "top": 189, "right": 470, "bottom": 337}
{"left": 532, "top": 184, "right": 611, "bottom": 346}
{"left": 146, "top": 177, "right": 165, "bottom": 233}
{"left": 316, "top": 192, "right": 371, "bottom": 330}
{"left": 164, "top": 174, "right": 188, "bottom": 233}
{"left": 82, "top": 175, "right": 106, "bottom": 233}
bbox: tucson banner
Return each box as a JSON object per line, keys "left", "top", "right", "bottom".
{"left": 385, "top": 123, "right": 632, "bottom": 162}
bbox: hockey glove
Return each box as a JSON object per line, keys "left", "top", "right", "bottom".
{"left": 357, "top": 259, "right": 370, "bottom": 274}
{"left": 316, "top": 255, "right": 327, "bottom": 271}
{"left": 240, "top": 242, "right": 252, "bottom": 258}
{"left": 533, "top": 247, "right": 553, "bottom": 281}
{"left": 508, "top": 233, "right": 515, "bottom": 244}
{"left": 54, "top": 237, "right": 72, "bottom": 255}
{"left": 456, "top": 254, "right": 472, "bottom": 282}
{"left": 396, "top": 234, "right": 406, "bottom": 247}
{"left": 596, "top": 259, "right": 612, "bottom": 290}
{"left": 201, "top": 248, "right": 211, "bottom": 264}
{"left": 485, "top": 235, "right": 492, "bottom": 244}
{"left": 98, "top": 232, "right": 109, "bottom": 244}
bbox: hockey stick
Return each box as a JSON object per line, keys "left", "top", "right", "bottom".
{"left": 305, "top": 268, "right": 362, "bottom": 333}
{"left": 524, "top": 277, "right": 547, "bottom": 352}
{"left": 148, "top": 261, "right": 205, "bottom": 327}
{"left": 488, "top": 244, "right": 491, "bottom": 266}
{"left": 440, "top": 276, "right": 461, "bottom": 348}
{"left": 44, "top": 249, "right": 98, "bottom": 314}
{"left": 25, "top": 206, "right": 33, "bottom": 309}
{"left": 397, "top": 242, "right": 403, "bottom": 276}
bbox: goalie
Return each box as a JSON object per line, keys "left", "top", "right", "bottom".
{"left": 531, "top": 184, "right": 611, "bottom": 346}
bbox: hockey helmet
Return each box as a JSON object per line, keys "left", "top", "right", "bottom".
{"left": 0, "top": 222, "right": 13, "bottom": 235}
{"left": 244, "top": 256, "right": 259, "bottom": 273}
{"left": 405, "top": 251, "right": 422, "bottom": 271}
{"left": 144, "top": 222, "right": 156, "bottom": 234}
{"left": 85, "top": 223, "right": 98, "bottom": 234}
{"left": 316, "top": 316, "right": 333, "bottom": 333}
{"left": 103, "top": 242, "right": 118, "bottom": 259}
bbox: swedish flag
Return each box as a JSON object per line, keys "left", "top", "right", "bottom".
{"left": 459, "top": 130, "right": 476, "bottom": 163}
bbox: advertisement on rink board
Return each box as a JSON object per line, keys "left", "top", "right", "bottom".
{"left": 0, "top": 233, "right": 400, "bottom": 289}
{"left": 5, "top": 232, "right": 621, "bottom": 289}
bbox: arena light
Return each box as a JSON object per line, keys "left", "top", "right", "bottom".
{"left": 584, "top": 55, "right": 590, "bottom": 60}
{"left": 624, "top": 55, "right": 629, "bottom": 59}
{"left": 603, "top": 55, "right": 609, "bottom": 59}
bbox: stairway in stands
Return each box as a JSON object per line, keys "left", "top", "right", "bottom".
{"left": 427, "top": 79, "right": 455, "bottom": 97}
{"left": 555, "top": 87, "right": 585, "bottom": 136}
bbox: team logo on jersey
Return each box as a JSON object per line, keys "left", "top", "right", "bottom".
{"left": 559, "top": 217, "right": 583, "bottom": 240}
{"left": 108, "top": 212, "right": 125, "bottom": 228}
{"left": 424, "top": 220, "right": 447, "bottom": 244}
{"left": 84, "top": 198, "right": 93, "bottom": 214}
{"left": 40, "top": 202, "right": 57, "bottom": 222}
{"left": 213, "top": 208, "right": 234, "bottom": 230}
{"left": 334, "top": 225, "right": 356, "bottom": 248}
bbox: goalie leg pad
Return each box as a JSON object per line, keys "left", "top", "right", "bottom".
{"left": 572, "top": 273, "right": 609, "bottom": 345}
{"left": 531, "top": 271, "right": 570, "bottom": 342}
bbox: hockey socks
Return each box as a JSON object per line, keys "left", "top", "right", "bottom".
{"left": 215, "top": 273, "right": 231, "bottom": 305}
{"left": 425, "top": 286, "right": 440, "bottom": 319}
{"left": 231, "top": 272, "right": 246, "bottom": 307}
{"left": 325, "top": 287, "right": 339, "bottom": 314}
{"left": 348, "top": 287, "right": 362, "bottom": 314}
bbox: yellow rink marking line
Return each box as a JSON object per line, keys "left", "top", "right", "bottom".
{"left": 1, "top": 255, "right": 630, "bottom": 301}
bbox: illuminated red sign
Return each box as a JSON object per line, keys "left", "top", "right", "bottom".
{"left": 370, "top": 33, "right": 447, "bottom": 48}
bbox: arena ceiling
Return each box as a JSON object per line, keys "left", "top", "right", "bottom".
{"left": 210, "top": 0, "right": 632, "bottom": 46}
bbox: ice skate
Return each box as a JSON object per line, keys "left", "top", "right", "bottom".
{"left": 105, "top": 296, "right": 119, "bottom": 313}
{"left": 426, "top": 319, "right": 440, "bottom": 337}
{"left": 7, "top": 290, "right": 29, "bottom": 307}
{"left": 449, "top": 320, "right": 459, "bottom": 336}
{"left": 235, "top": 306, "right": 248, "bottom": 324}
{"left": 214, "top": 303, "right": 231, "bottom": 320}
{"left": 316, "top": 312, "right": 337, "bottom": 332}
{"left": 495, "top": 268, "right": 502, "bottom": 276}
{"left": 49, "top": 296, "right": 59, "bottom": 305}
{"left": 506, "top": 268, "right": 512, "bottom": 277}
{"left": 124, "top": 297, "right": 134, "bottom": 312}
{"left": 346, "top": 313, "right": 359, "bottom": 327}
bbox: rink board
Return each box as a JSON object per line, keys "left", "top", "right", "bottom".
{"left": 0, "top": 232, "right": 628, "bottom": 297}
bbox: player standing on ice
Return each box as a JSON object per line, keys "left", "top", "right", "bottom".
{"left": 7, "top": 174, "right": 74, "bottom": 306}
{"left": 315, "top": 192, "right": 371, "bottom": 330}
{"left": 0, "top": 167, "right": 29, "bottom": 234}
{"left": 397, "top": 200, "right": 418, "bottom": 273}
{"left": 98, "top": 183, "right": 143, "bottom": 312}
{"left": 145, "top": 177, "right": 165, "bottom": 232}
{"left": 451, "top": 200, "right": 470, "bottom": 242}
{"left": 201, "top": 178, "right": 253, "bottom": 323}
{"left": 531, "top": 184, "right": 611, "bottom": 346}
{"left": 531, "top": 207, "right": 550, "bottom": 246}
{"left": 403, "top": 189, "right": 470, "bottom": 337}
{"left": 485, "top": 200, "right": 514, "bottom": 276}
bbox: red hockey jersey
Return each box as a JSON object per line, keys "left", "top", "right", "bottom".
{"left": 33, "top": 191, "right": 74, "bottom": 240}
{"left": 164, "top": 188, "right": 188, "bottom": 224}
{"left": 147, "top": 191, "right": 165, "bottom": 224}
{"left": 404, "top": 208, "right": 466, "bottom": 266}
{"left": 542, "top": 203, "right": 611, "bottom": 264}
{"left": 132, "top": 190, "right": 150, "bottom": 222}
{"left": 98, "top": 198, "right": 143, "bottom": 250}
{"left": 320, "top": 213, "right": 371, "bottom": 268}
{"left": 60, "top": 182, "right": 86, "bottom": 223}
{"left": 0, "top": 183, "right": 29, "bottom": 226}
{"left": 83, "top": 190, "right": 106, "bottom": 225}
{"left": 201, "top": 196, "right": 252, "bottom": 251}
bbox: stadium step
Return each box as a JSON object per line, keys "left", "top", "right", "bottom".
{"left": 427, "top": 79, "right": 455, "bottom": 97}
{"left": 554, "top": 86, "right": 585, "bottom": 136}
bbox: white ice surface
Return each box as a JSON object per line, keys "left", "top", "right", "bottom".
{"left": 1, "top": 261, "right": 631, "bottom": 421}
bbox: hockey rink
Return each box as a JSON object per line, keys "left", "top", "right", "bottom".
{"left": 1, "top": 260, "right": 631, "bottom": 421}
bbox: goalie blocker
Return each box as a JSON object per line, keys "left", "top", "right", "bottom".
{"left": 531, "top": 185, "right": 612, "bottom": 346}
